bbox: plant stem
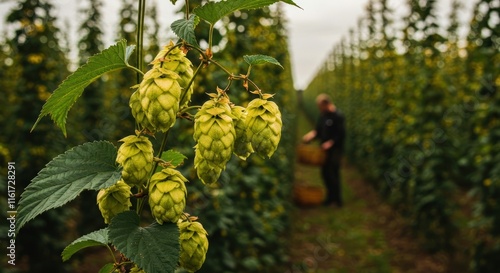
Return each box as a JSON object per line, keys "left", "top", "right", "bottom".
{"left": 178, "top": 60, "right": 204, "bottom": 106}
{"left": 127, "top": 64, "right": 145, "bottom": 76}
{"left": 135, "top": 0, "right": 147, "bottom": 215}
{"left": 179, "top": 105, "right": 201, "bottom": 114}
{"left": 208, "top": 23, "right": 214, "bottom": 56}
{"left": 247, "top": 78, "right": 262, "bottom": 95}
{"left": 136, "top": 0, "right": 147, "bottom": 83}
{"left": 106, "top": 245, "right": 117, "bottom": 264}
{"left": 210, "top": 59, "right": 233, "bottom": 76}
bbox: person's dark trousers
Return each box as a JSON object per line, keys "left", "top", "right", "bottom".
{"left": 321, "top": 149, "right": 342, "bottom": 207}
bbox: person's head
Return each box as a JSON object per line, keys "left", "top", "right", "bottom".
{"left": 315, "top": 93, "right": 335, "bottom": 113}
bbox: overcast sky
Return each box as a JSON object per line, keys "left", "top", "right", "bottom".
{"left": 0, "top": 0, "right": 476, "bottom": 89}
{"left": 286, "top": 0, "right": 373, "bottom": 89}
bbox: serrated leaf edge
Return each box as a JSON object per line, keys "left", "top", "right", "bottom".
{"left": 61, "top": 228, "right": 109, "bottom": 261}
{"left": 31, "top": 39, "right": 134, "bottom": 137}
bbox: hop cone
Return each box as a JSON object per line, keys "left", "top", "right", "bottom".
{"left": 129, "top": 265, "right": 145, "bottom": 273}
{"left": 193, "top": 98, "right": 235, "bottom": 184}
{"left": 116, "top": 135, "right": 154, "bottom": 188}
{"left": 148, "top": 168, "right": 188, "bottom": 224}
{"left": 97, "top": 180, "right": 132, "bottom": 224}
{"left": 129, "top": 90, "right": 154, "bottom": 131}
{"left": 245, "top": 98, "right": 282, "bottom": 158}
{"left": 232, "top": 105, "right": 254, "bottom": 160}
{"left": 138, "top": 67, "right": 182, "bottom": 132}
{"left": 151, "top": 41, "right": 194, "bottom": 108}
{"left": 193, "top": 149, "right": 224, "bottom": 185}
{"left": 178, "top": 221, "right": 209, "bottom": 272}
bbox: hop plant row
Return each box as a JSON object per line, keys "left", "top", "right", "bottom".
{"left": 96, "top": 42, "right": 282, "bottom": 272}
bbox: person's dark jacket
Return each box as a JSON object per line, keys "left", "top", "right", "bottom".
{"left": 315, "top": 109, "right": 345, "bottom": 154}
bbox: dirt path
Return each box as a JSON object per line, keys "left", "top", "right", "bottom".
{"left": 284, "top": 162, "right": 468, "bottom": 273}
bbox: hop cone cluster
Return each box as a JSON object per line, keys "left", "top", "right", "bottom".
{"left": 116, "top": 135, "right": 154, "bottom": 188}
{"left": 131, "top": 67, "right": 182, "bottom": 132}
{"left": 151, "top": 41, "right": 194, "bottom": 108}
{"left": 178, "top": 221, "right": 209, "bottom": 272}
{"left": 97, "top": 180, "right": 132, "bottom": 224}
{"left": 193, "top": 97, "right": 236, "bottom": 184}
{"left": 148, "top": 168, "right": 188, "bottom": 224}
{"left": 245, "top": 98, "right": 282, "bottom": 158}
{"left": 232, "top": 105, "right": 254, "bottom": 160}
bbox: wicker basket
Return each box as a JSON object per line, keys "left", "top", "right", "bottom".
{"left": 297, "top": 144, "right": 326, "bottom": 166}
{"left": 293, "top": 184, "right": 325, "bottom": 207}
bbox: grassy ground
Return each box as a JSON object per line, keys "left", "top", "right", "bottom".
{"left": 286, "top": 162, "right": 460, "bottom": 273}
{"left": 285, "top": 162, "right": 392, "bottom": 273}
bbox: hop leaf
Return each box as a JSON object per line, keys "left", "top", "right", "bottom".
{"left": 97, "top": 180, "right": 132, "bottom": 224}
{"left": 178, "top": 221, "right": 209, "bottom": 272}
{"left": 148, "top": 168, "right": 188, "bottom": 224}
{"left": 116, "top": 135, "right": 154, "bottom": 188}
{"left": 245, "top": 98, "right": 282, "bottom": 158}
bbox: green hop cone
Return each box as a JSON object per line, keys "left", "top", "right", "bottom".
{"left": 97, "top": 180, "right": 132, "bottom": 224}
{"left": 129, "top": 265, "right": 145, "bottom": 273}
{"left": 152, "top": 41, "right": 194, "bottom": 108}
{"left": 138, "top": 67, "right": 182, "bottom": 132}
{"left": 148, "top": 168, "right": 188, "bottom": 224}
{"left": 231, "top": 105, "right": 254, "bottom": 160}
{"left": 193, "top": 96, "right": 236, "bottom": 184}
{"left": 116, "top": 135, "right": 154, "bottom": 188}
{"left": 129, "top": 90, "right": 154, "bottom": 131}
{"left": 178, "top": 221, "right": 209, "bottom": 272}
{"left": 245, "top": 98, "right": 282, "bottom": 158}
{"left": 193, "top": 149, "right": 224, "bottom": 185}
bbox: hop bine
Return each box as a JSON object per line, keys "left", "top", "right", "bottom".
{"left": 151, "top": 41, "right": 194, "bottom": 108}
{"left": 97, "top": 180, "right": 132, "bottom": 224}
{"left": 116, "top": 135, "right": 154, "bottom": 188}
{"left": 193, "top": 94, "right": 236, "bottom": 184}
{"left": 148, "top": 167, "right": 188, "bottom": 224}
{"left": 178, "top": 221, "right": 209, "bottom": 272}
{"left": 245, "top": 97, "right": 282, "bottom": 158}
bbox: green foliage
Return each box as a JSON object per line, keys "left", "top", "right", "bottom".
{"left": 4, "top": 0, "right": 76, "bottom": 271}
{"left": 108, "top": 211, "right": 180, "bottom": 273}
{"left": 17, "top": 141, "right": 121, "bottom": 231}
{"left": 172, "top": 15, "right": 201, "bottom": 46}
{"left": 160, "top": 150, "right": 188, "bottom": 168}
{"left": 99, "top": 263, "right": 117, "bottom": 273}
{"left": 193, "top": 0, "right": 300, "bottom": 25}
{"left": 62, "top": 228, "right": 109, "bottom": 261}
{"left": 465, "top": 0, "right": 500, "bottom": 270}
{"left": 32, "top": 40, "right": 136, "bottom": 136}
{"left": 243, "top": 54, "right": 283, "bottom": 68}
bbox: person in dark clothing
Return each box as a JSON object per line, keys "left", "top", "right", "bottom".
{"left": 302, "top": 93, "right": 346, "bottom": 207}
